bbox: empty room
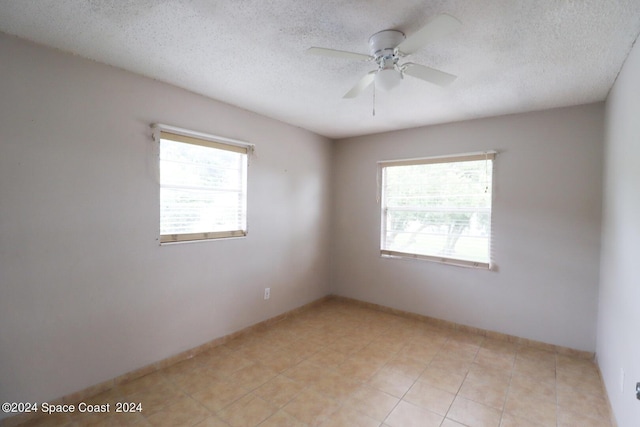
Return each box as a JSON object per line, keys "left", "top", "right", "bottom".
{"left": 1, "top": 1, "right": 639, "bottom": 427}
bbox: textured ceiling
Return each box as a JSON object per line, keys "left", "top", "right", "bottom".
{"left": 1, "top": 1, "right": 639, "bottom": 139}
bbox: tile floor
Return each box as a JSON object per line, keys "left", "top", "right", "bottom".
{"left": 17, "top": 299, "right": 612, "bottom": 427}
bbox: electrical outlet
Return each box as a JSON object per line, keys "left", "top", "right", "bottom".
{"left": 620, "top": 369, "right": 625, "bottom": 393}
{"left": 264, "top": 288, "right": 270, "bottom": 300}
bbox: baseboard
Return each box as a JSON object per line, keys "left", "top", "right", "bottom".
{"left": 0, "top": 295, "right": 331, "bottom": 427}
{"left": 593, "top": 355, "right": 619, "bottom": 427}
{"left": 328, "top": 294, "right": 595, "bottom": 360}
{"left": 3, "top": 293, "right": 598, "bottom": 427}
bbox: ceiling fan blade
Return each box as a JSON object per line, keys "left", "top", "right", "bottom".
{"left": 397, "top": 13, "right": 461, "bottom": 54}
{"left": 307, "top": 47, "right": 372, "bottom": 61}
{"left": 343, "top": 71, "right": 376, "bottom": 98}
{"left": 403, "top": 63, "right": 457, "bottom": 86}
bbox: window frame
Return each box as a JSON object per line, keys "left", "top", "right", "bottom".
{"left": 378, "top": 151, "right": 496, "bottom": 269}
{"left": 151, "top": 123, "right": 253, "bottom": 245}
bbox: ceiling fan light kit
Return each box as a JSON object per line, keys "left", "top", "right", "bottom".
{"left": 375, "top": 68, "right": 402, "bottom": 91}
{"left": 369, "top": 30, "right": 405, "bottom": 91}
{"left": 307, "top": 13, "right": 461, "bottom": 99}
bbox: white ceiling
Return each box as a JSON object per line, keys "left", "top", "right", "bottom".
{"left": 1, "top": 1, "right": 639, "bottom": 139}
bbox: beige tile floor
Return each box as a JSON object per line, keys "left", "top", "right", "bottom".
{"left": 17, "top": 300, "right": 613, "bottom": 427}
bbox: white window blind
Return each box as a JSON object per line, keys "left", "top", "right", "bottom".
{"left": 154, "top": 125, "right": 250, "bottom": 244}
{"left": 380, "top": 152, "right": 495, "bottom": 268}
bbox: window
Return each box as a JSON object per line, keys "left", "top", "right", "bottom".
{"left": 153, "top": 124, "right": 251, "bottom": 244}
{"left": 379, "top": 152, "right": 495, "bottom": 268}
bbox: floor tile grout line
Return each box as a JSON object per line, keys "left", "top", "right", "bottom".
{"left": 20, "top": 300, "right": 612, "bottom": 427}
{"left": 497, "top": 348, "right": 518, "bottom": 427}
{"left": 440, "top": 335, "right": 473, "bottom": 427}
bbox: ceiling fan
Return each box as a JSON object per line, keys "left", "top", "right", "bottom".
{"left": 307, "top": 13, "right": 461, "bottom": 98}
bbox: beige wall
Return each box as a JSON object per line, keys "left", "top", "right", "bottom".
{"left": 0, "top": 34, "right": 332, "bottom": 408}
{"left": 332, "top": 104, "right": 603, "bottom": 352}
{"left": 598, "top": 34, "right": 640, "bottom": 427}
{"left": 0, "top": 28, "right": 622, "bottom": 420}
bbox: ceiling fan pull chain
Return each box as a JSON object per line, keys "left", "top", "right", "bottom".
{"left": 373, "top": 82, "right": 376, "bottom": 117}
{"left": 310, "top": 14, "right": 461, "bottom": 100}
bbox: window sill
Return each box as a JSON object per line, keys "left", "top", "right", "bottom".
{"left": 380, "top": 250, "right": 491, "bottom": 270}
{"left": 160, "top": 231, "right": 247, "bottom": 245}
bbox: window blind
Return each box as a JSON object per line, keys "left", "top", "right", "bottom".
{"left": 380, "top": 152, "right": 495, "bottom": 268}
{"left": 154, "top": 125, "right": 250, "bottom": 244}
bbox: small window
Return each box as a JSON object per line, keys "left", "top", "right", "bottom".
{"left": 153, "top": 125, "right": 251, "bottom": 244}
{"left": 379, "top": 152, "right": 495, "bottom": 268}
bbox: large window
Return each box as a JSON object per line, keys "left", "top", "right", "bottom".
{"left": 153, "top": 125, "right": 251, "bottom": 244}
{"left": 379, "top": 152, "right": 495, "bottom": 268}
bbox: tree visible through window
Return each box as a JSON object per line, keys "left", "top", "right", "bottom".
{"left": 380, "top": 152, "right": 495, "bottom": 268}
{"left": 155, "top": 126, "right": 250, "bottom": 243}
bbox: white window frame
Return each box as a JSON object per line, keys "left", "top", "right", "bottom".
{"left": 378, "top": 151, "right": 496, "bottom": 269}
{"left": 152, "top": 124, "right": 253, "bottom": 244}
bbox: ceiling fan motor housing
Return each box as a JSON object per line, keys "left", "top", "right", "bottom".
{"left": 369, "top": 30, "right": 405, "bottom": 70}
{"left": 306, "top": 14, "right": 461, "bottom": 98}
